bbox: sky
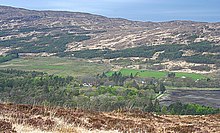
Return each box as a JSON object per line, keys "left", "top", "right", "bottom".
{"left": 0, "top": 0, "right": 219, "bottom": 22}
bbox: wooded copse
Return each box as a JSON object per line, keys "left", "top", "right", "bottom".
{"left": 0, "top": 69, "right": 219, "bottom": 115}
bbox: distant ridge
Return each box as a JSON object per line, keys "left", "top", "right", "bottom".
{"left": 0, "top": 5, "right": 219, "bottom": 52}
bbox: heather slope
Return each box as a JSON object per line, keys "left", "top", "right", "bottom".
{"left": 0, "top": 103, "right": 220, "bottom": 133}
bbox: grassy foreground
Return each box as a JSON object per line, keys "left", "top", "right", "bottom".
{"left": 106, "top": 68, "right": 206, "bottom": 80}
{"left": 0, "top": 57, "right": 110, "bottom": 77}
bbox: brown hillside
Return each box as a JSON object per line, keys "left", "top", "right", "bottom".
{"left": 0, "top": 103, "right": 219, "bottom": 133}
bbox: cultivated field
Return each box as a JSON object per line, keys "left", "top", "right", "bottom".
{"left": 0, "top": 57, "right": 110, "bottom": 77}
{"left": 107, "top": 68, "right": 206, "bottom": 80}
{"left": 0, "top": 103, "right": 220, "bottom": 133}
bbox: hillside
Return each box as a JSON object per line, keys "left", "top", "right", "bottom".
{"left": 0, "top": 5, "right": 220, "bottom": 55}
{"left": 1, "top": 6, "right": 220, "bottom": 132}
{"left": 0, "top": 102, "right": 220, "bottom": 133}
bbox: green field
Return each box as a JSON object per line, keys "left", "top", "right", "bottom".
{"left": 0, "top": 57, "right": 110, "bottom": 77}
{"left": 106, "top": 68, "right": 206, "bottom": 80}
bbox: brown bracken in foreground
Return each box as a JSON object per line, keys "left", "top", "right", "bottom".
{"left": 0, "top": 103, "right": 220, "bottom": 133}
{"left": 0, "top": 120, "right": 16, "bottom": 133}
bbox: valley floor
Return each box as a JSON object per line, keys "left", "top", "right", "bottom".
{"left": 0, "top": 103, "right": 220, "bottom": 133}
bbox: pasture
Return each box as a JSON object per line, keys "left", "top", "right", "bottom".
{"left": 106, "top": 68, "right": 206, "bottom": 80}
